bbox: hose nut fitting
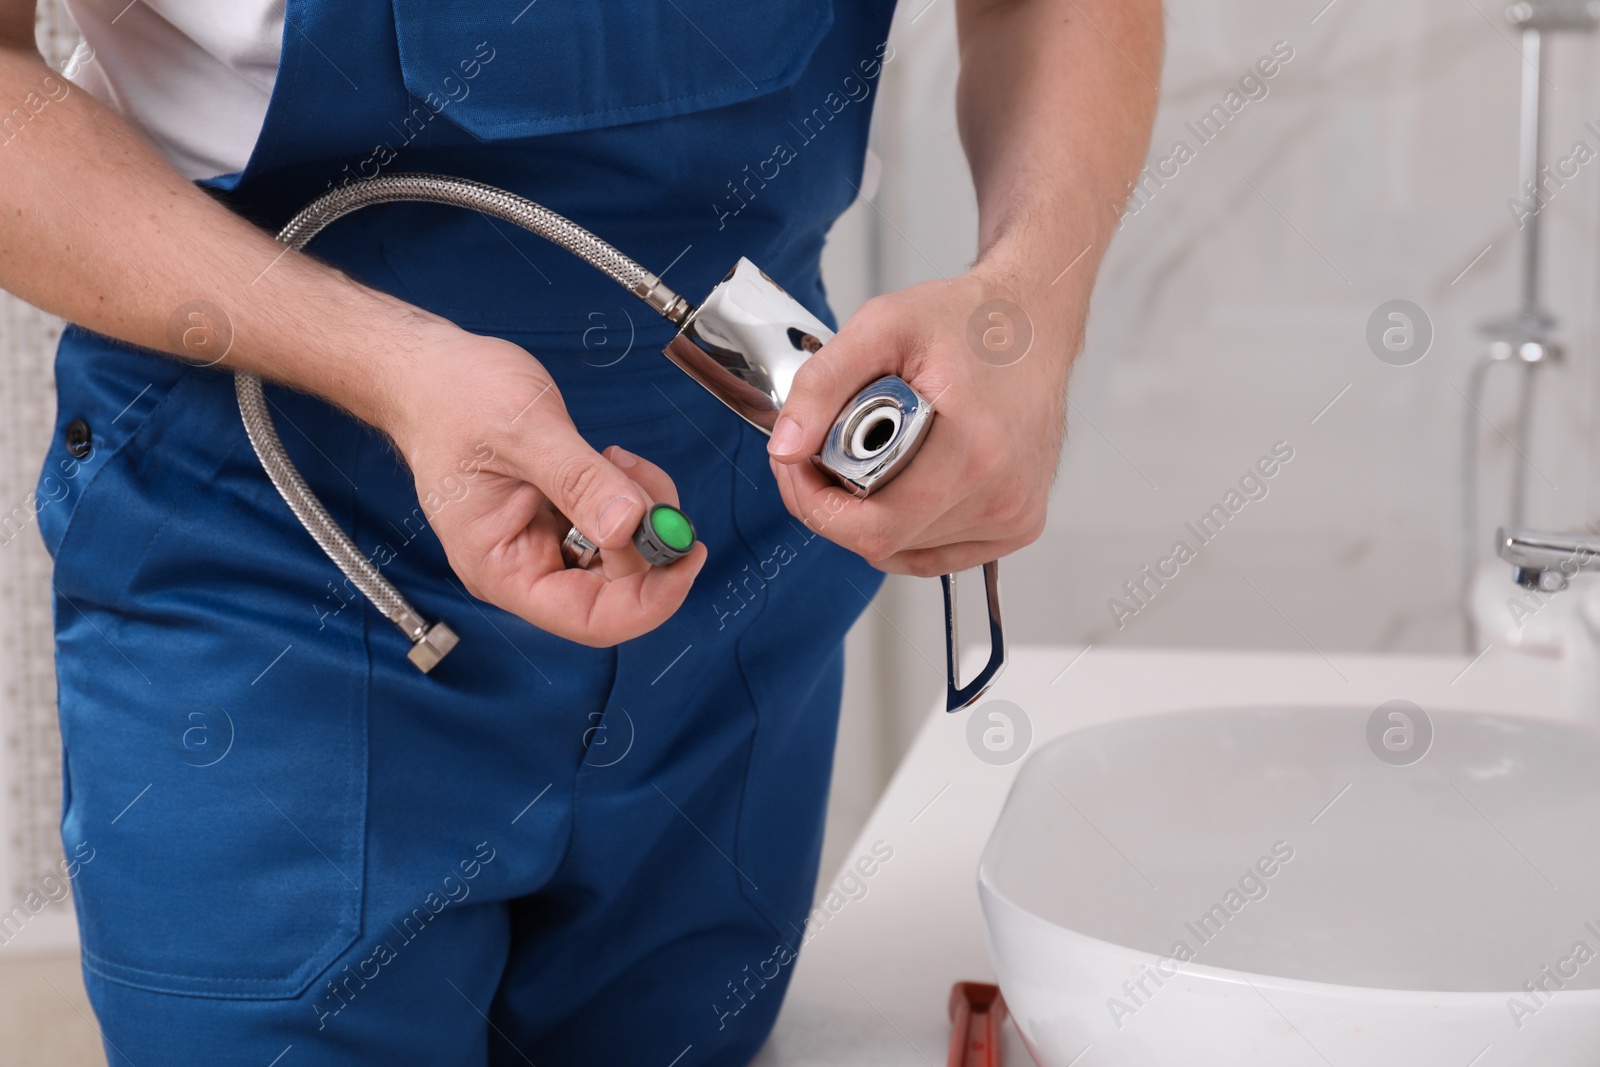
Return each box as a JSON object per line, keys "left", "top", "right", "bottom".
{"left": 406, "top": 622, "right": 460, "bottom": 673}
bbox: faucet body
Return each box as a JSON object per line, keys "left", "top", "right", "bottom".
{"left": 1495, "top": 524, "right": 1600, "bottom": 726}
{"left": 1495, "top": 527, "right": 1600, "bottom": 592}
{"left": 1459, "top": 0, "right": 1599, "bottom": 651}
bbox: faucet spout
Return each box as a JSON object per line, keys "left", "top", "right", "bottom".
{"left": 1495, "top": 526, "right": 1600, "bottom": 592}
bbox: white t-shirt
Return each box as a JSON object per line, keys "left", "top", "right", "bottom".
{"left": 61, "top": 0, "right": 284, "bottom": 180}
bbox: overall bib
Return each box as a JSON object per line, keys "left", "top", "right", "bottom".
{"left": 37, "top": 2, "right": 895, "bottom": 1063}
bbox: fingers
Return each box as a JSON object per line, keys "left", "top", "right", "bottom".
{"left": 900, "top": 464, "right": 1046, "bottom": 551}
{"left": 529, "top": 442, "right": 703, "bottom": 639}
{"left": 409, "top": 342, "right": 709, "bottom": 646}
{"left": 488, "top": 533, "right": 708, "bottom": 647}
{"left": 871, "top": 539, "right": 1011, "bottom": 578}
{"left": 465, "top": 490, "right": 706, "bottom": 646}
{"left": 768, "top": 299, "right": 911, "bottom": 464}
{"left": 767, "top": 421, "right": 963, "bottom": 563}
{"left": 506, "top": 413, "right": 652, "bottom": 553}
{"left": 604, "top": 445, "right": 680, "bottom": 507}
{"left": 553, "top": 446, "right": 689, "bottom": 581}
{"left": 592, "top": 445, "right": 683, "bottom": 581}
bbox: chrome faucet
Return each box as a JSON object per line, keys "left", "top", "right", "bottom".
{"left": 1495, "top": 526, "right": 1600, "bottom": 592}
{"left": 1459, "top": 0, "right": 1599, "bottom": 651}
{"left": 241, "top": 175, "right": 1006, "bottom": 707}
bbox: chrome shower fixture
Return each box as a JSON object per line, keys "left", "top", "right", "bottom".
{"left": 661, "top": 256, "right": 934, "bottom": 495}
{"left": 1459, "top": 1, "right": 1597, "bottom": 650}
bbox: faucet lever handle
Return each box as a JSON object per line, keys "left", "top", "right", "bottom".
{"left": 943, "top": 560, "right": 1006, "bottom": 712}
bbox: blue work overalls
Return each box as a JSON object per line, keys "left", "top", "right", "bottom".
{"left": 37, "top": 2, "right": 895, "bottom": 1062}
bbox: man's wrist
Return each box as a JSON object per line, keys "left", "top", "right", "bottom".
{"left": 348, "top": 304, "right": 460, "bottom": 444}
{"left": 970, "top": 232, "right": 1095, "bottom": 360}
{"left": 290, "top": 284, "right": 460, "bottom": 443}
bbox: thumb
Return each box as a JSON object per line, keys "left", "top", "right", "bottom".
{"left": 521, "top": 420, "right": 651, "bottom": 551}
{"left": 769, "top": 308, "right": 902, "bottom": 464}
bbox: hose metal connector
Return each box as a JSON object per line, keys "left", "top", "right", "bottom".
{"left": 634, "top": 276, "right": 691, "bottom": 325}
{"left": 406, "top": 622, "right": 460, "bottom": 673}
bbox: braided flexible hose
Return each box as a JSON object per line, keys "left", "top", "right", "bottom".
{"left": 234, "top": 174, "right": 686, "bottom": 668}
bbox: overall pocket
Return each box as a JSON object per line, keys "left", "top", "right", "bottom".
{"left": 52, "top": 357, "right": 370, "bottom": 999}
{"left": 390, "top": 0, "right": 834, "bottom": 140}
{"left": 35, "top": 326, "right": 186, "bottom": 561}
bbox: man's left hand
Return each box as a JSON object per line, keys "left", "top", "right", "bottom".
{"left": 767, "top": 268, "right": 1077, "bottom": 577}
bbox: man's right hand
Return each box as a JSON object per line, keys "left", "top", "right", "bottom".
{"left": 381, "top": 325, "right": 706, "bottom": 647}
{"left": 0, "top": 16, "right": 703, "bottom": 647}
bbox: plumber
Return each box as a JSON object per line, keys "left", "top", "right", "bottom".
{"left": 0, "top": 0, "right": 1160, "bottom": 1062}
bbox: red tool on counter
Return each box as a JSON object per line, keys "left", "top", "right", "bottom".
{"left": 947, "top": 981, "right": 1008, "bottom": 1067}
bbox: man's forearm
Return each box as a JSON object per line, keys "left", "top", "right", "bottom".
{"left": 954, "top": 0, "right": 1162, "bottom": 311}
{"left": 0, "top": 37, "right": 439, "bottom": 431}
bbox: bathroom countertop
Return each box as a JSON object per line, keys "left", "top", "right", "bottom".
{"left": 750, "top": 644, "right": 1565, "bottom": 1066}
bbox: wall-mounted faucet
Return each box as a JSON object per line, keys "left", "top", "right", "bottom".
{"left": 1495, "top": 526, "right": 1600, "bottom": 592}
{"left": 1460, "top": 0, "right": 1600, "bottom": 651}
{"left": 1495, "top": 525, "right": 1600, "bottom": 725}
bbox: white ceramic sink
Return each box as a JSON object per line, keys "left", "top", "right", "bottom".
{"left": 979, "top": 705, "right": 1600, "bottom": 1066}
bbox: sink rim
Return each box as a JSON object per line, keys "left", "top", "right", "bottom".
{"left": 978, "top": 874, "right": 1600, "bottom": 1005}
{"left": 978, "top": 702, "right": 1600, "bottom": 1003}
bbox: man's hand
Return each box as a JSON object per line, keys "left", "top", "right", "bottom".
{"left": 0, "top": 18, "right": 705, "bottom": 646}
{"left": 769, "top": 0, "right": 1161, "bottom": 577}
{"left": 385, "top": 326, "right": 705, "bottom": 646}
{"left": 767, "top": 270, "right": 1068, "bottom": 577}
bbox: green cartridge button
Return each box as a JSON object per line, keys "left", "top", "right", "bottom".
{"left": 651, "top": 505, "right": 695, "bottom": 550}
{"left": 634, "top": 504, "right": 696, "bottom": 566}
